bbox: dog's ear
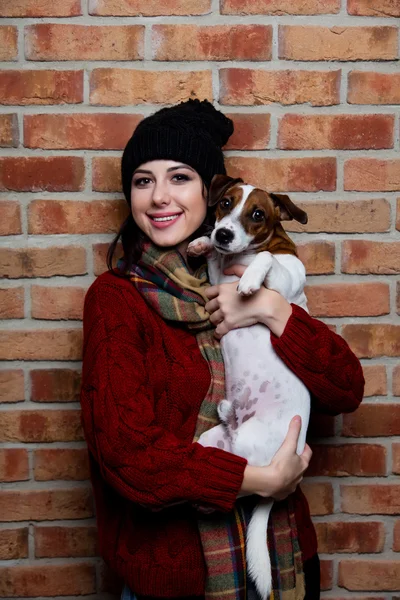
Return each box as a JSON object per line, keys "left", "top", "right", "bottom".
{"left": 208, "top": 174, "right": 244, "bottom": 207}
{"left": 270, "top": 193, "right": 308, "bottom": 224}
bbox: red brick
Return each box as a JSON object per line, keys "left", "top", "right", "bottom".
{"left": 220, "top": 69, "right": 340, "bottom": 107}
{"left": 225, "top": 114, "right": 270, "bottom": 150}
{"left": 278, "top": 114, "right": 394, "bottom": 150}
{"left": 348, "top": 0, "right": 400, "bottom": 16}
{"left": 226, "top": 157, "right": 336, "bottom": 192}
{"left": 0, "top": 489, "right": 93, "bottom": 522}
{"left": 393, "top": 444, "right": 400, "bottom": 474}
{"left": 93, "top": 243, "right": 121, "bottom": 276}
{"left": 31, "top": 369, "right": 81, "bottom": 403}
{"left": 301, "top": 482, "right": 333, "bottom": 515}
{"left": 90, "top": 69, "right": 212, "bottom": 106}
{"left": 339, "top": 560, "right": 400, "bottom": 591}
{"left": 35, "top": 525, "right": 97, "bottom": 557}
{"left": 34, "top": 449, "right": 89, "bottom": 481}
{"left": 279, "top": 26, "right": 398, "bottom": 61}
{"left": 308, "top": 444, "right": 386, "bottom": 477}
{"left": 285, "top": 199, "right": 390, "bottom": 234}
{"left": 24, "top": 113, "right": 142, "bottom": 150}
{"left": 0, "top": 330, "right": 82, "bottom": 361}
{"left": 348, "top": 72, "right": 400, "bottom": 104}
{"left": 0, "top": 27, "right": 17, "bottom": 61}
{"left": 342, "top": 325, "right": 400, "bottom": 358}
{"left": 0, "top": 288, "right": 24, "bottom": 319}
{"left": 0, "top": 157, "right": 84, "bottom": 192}
{"left": 0, "top": 370, "right": 24, "bottom": 403}
{"left": 0, "top": 0, "right": 81, "bottom": 16}
{"left": 25, "top": 24, "right": 144, "bottom": 61}
{"left": 320, "top": 560, "right": 333, "bottom": 590}
{"left": 0, "top": 247, "right": 86, "bottom": 279}
{"left": 306, "top": 282, "right": 389, "bottom": 317}
{"left": 342, "top": 240, "right": 400, "bottom": 274}
{"left": 90, "top": 0, "right": 211, "bottom": 15}
{"left": 153, "top": 25, "right": 272, "bottom": 61}
{"left": 222, "top": 0, "right": 340, "bottom": 13}
{"left": 0, "top": 529, "right": 28, "bottom": 560}
{"left": 316, "top": 521, "right": 384, "bottom": 553}
{"left": 297, "top": 242, "right": 335, "bottom": 275}
{"left": 0, "top": 114, "right": 18, "bottom": 148}
{"left": 345, "top": 159, "right": 400, "bottom": 191}
{"left": 28, "top": 199, "right": 129, "bottom": 234}
{"left": 394, "top": 520, "right": 400, "bottom": 550}
{"left": 394, "top": 365, "right": 400, "bottom": 396}
{"left": 308, "top": 413, "right": 336, "bottom": 438}
{"left": 0, "top": 410, "right": 83, "bottom": 442}
{"left": 343, "top": 404, "right": 400, "bottom": 437}
{"left": 31, "top": 286, "right": 86, "bottom": 321}
{"left": 0, "top": 201, "right": 21, "bottom": 235}
{"left": 0, "top": 449, "right": 29, "bottom": 482}
{"left": 341, "top": 485, "right": 400, "bottom": 514}
{"left": 0, "top": 70, "right": 83, "bottom": 105}
{"left": 0, "top": 564, "right": 96, "bottom": 596}
{"left": 92, "top": 157, "right": 121, "bottom": 192}
{"left": 362, "top": 365, "right": 387, "bottom": 397}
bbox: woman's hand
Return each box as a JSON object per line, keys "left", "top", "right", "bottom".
{"left": 204, "top": 264, "right": 292, "bottom": 339}
{"left": 240, "top": 416, "right": 312, "bottom": 501}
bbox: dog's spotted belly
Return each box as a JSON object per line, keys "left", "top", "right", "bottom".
{"left": 221, "top": 325, "right": 310, "bottom": 461}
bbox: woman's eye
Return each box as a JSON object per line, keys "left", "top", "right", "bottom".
{"left": 252, "top": 209, "right": 265, "bottom": 222}
{"left": 172, "top": 174, "right": 190, "bottom": 182}
{"left": 133, "top": 177, "right": 152, "bottom": 187}
{"left": 220, "top": 198, "right": 231, "bottom": 209}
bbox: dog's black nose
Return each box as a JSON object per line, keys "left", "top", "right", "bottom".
{"left": 215, "top": 228, "right": 234, "bottom": 245}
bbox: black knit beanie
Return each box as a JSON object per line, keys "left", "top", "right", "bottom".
{"left": 121, "top": 99, "right": 234, "bottom": 205}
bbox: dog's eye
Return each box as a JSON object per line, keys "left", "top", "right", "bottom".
{"left": 252, "top": 209, "right": 265, "bottom": 222}
{"left": 220, "top": 198, "right": 231, "bottom": 209}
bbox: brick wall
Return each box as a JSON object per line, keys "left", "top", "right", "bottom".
{"left": 0, "top": 0, "right": 399, "bottom": 597}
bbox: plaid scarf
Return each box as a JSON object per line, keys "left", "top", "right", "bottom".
{"left": 124, "top": 243, "right": 305, "bottom": 600}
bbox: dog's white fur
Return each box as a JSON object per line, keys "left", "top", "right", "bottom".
{"left": 188, "top": 184, "right": 310, "bottom": 599}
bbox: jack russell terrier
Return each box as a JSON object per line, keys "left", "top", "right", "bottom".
{"left": 187, "top": 174, "right": 311, "bottom": 600}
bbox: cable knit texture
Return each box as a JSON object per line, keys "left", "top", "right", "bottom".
{"left": 80, "top": 271, "right": 364, "bottom": 597}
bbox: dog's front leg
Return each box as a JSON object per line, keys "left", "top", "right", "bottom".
{"left": 237, "top": 252, "right": 273, "bottom": 296}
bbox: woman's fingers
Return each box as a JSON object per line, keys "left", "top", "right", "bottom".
{"left": 209, "top": 309, "right": 223, "bottom": 326}
{"left": 301, "top": 443, "right": 313, "bottom": 464}
{"left": 205, "top": 297, "right": 219, "bottom": 315}
{"left": 204, "top": 285, "right": 220, "bottom": 299}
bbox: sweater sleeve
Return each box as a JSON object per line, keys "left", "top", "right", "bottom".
{"left": 270, "top": 304, "right": 364, "bottom": 416}
{"left": 80, "top": 280, "right": 247, "bottom": 512}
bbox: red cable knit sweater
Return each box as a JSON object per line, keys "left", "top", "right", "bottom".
{"left": 80, "top": 270, "right": 364, "bottom": 598}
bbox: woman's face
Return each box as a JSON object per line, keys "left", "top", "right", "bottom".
{"left": 130, "top": 160, "right": 207, "bottom": 250}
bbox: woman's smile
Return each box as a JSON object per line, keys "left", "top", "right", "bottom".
{"left": 147, "top": 211, "right": 183, "bottom": 229}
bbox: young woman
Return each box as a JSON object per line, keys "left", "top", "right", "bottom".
{"left": 80, "top": 99, "right": 364, "bottom": 600}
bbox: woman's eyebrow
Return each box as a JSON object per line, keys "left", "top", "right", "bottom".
{"left": 167, "top": 165, "right": 195, "bottom": 173}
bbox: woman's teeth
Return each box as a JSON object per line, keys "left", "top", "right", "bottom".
{"left": 152, "top": 215, "right": 180, "bottom": 222}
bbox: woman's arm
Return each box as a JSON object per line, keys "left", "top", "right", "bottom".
{"left": 205, "top": 267, "right": 365, "bottom": 417}
{"left": 81, "top": 280, "right": 247, "bottom": 513}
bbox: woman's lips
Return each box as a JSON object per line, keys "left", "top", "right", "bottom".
{"left": 147, "top": 212, "right": 183, "bottom": 229}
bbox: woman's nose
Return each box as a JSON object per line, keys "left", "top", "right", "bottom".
{"left": 152, "top": 182, "right": 171, "bottom": 206}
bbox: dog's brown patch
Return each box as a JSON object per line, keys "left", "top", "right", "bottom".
{"left": 214, "top": 185, "right": 243, "bottom": 222}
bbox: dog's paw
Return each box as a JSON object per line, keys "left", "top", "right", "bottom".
{"left": 237, "top": 270, "right": 263, "bottom": 296}
{"left": 218, "top": 399, "right": 233, "bottom": 422}
{"left": 187, "top": 236, "right": 213, "bottom": 257}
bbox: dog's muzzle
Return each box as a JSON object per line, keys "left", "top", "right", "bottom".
{"left": 214, "top": 228, "right": 234, "bottom": 246}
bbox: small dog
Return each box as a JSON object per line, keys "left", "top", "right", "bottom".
{"left": 188, "top": 174, "right": 311, "bottom": 600}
